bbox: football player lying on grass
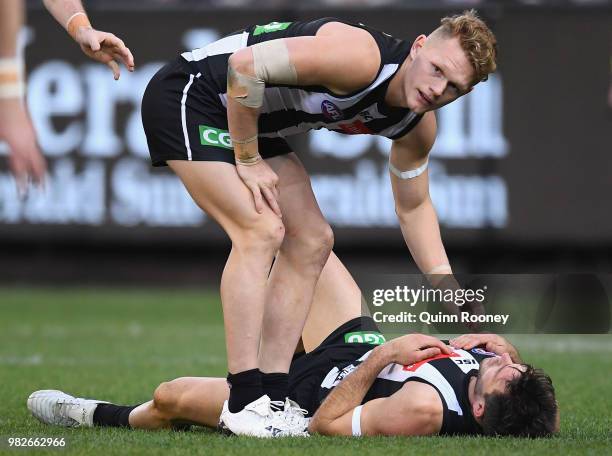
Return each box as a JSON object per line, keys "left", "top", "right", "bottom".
{"left": 28, "top": 256, "right": 559, "bottom": 437}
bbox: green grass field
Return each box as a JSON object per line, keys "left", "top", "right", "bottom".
{"left": 1, "top": 288, "right": 610, "bottom": 455}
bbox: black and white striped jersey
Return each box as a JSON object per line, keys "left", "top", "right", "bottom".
{"left": 318, "top": 346, "right": 498, "bottom": 435}
{"left": 180, "top": 18, "right": 423, "bottom": 140}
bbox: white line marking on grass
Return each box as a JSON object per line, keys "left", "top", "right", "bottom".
{"left": 0, "top": 354, "right": 42, "bottom": 365}
{"left": 0, "top": 354, "right": 226, "bottom": 366}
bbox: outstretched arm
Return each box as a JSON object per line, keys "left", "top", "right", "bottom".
{"left": 389, "top": 113, "right": 485, "bottom": 325}
{"left": 390, "top": 111, "right": 451, "bottom": 277}
{"left": 42, "top": 0, "right": 134, "bottom": 79}
{"left": 309, "top": 334, "right": 450, "bottom": 435}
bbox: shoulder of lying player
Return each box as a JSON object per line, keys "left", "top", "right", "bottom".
{"left": 361, "top": 381, "right": 443, "bottom": 436}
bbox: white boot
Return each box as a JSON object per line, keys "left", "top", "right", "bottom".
{"left": 27, "top": 390, "right": 108, "bottom": 427}
{"left": 218, "top": 395, "right": 308, "bottom": 437}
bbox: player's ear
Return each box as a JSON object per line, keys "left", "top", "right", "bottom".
{"left": 472, "top": 397, "right": 485, "bottom": 420}
{"left": 410, "top": 34, "right": 427, "bottom": 59}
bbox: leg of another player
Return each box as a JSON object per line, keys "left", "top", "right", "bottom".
{"left": 258, "top": 154, "right": 334, "bottom": 396}
{"left": 301, "top": 251, "right": 366, "bottom": 352}
{"left": 129, "top": 377, "right": 229, "bottom": 429}
{"left": 168, "top": 160, "right": 284, "bottom": 411}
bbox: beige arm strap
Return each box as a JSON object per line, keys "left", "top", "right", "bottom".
{"left": 227, "top": 39, "right": 297, "bottom": 109}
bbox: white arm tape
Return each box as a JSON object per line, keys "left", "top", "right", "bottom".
{"left": 0, "top": 83, "right": 25, "bottom": 99}
{"left": 65, "top": 12, "right": 87, "bottom": 30}
{"left": 252, "top": 39, "right": 297, "bottom": 85}
{"left": 351, "top": 405, "right": 363, "bottom": 437}
{"left": 0, "top": 58, "right": 23, "bottom": 73}
{"left": 426, "top": 263, "right": 452, "bottom": 275}
{"left": 388, "top": 158, "right": 429, "bottom": 180}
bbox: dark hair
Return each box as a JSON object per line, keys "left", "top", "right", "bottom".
{"left": 482, "top": 365, "right": 557, "bottom": 437}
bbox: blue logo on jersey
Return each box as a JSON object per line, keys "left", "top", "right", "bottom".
{"left": 321, "top": 100, "right": 344, "bottom": 121}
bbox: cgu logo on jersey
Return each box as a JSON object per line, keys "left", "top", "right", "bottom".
{"left": 253, "top": 21, "right": 292, "bottom": 36}
{"left": 199, "top": 125, "right": 233, "bottom": 150}
{"left": 321, "top": 100, "right": 344, "bottom": 121}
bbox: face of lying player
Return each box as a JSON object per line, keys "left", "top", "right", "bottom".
{"left": 472, "top": 352, "right": 527, "bottom": 418}
{"left": 403, "top": 34, "right": 475, "bottom": 114}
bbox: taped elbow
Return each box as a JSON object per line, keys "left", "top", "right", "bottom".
{"left": 227, "top": 51, "right": 264, "bottom": 109}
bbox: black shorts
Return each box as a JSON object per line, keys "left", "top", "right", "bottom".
{"left": 288, "top": 316, "right": 385, "bottom": 416}
{"left": 141, "top": 57, "right": 293, "bottom": 167}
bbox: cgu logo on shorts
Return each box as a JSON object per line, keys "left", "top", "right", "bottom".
{"left": 321, "top": 100, "right": 344, "bottom": 121}
{"left": 199, "top": 125, "right": 233, "bottom": 150}
{"left": 344, "top": 331, "right": 386, "bottom": 345}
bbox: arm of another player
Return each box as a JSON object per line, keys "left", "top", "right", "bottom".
{"left": 449, "top": 333, "right": 523, "bottom": 363}
{"left": 308, "top": 333, "right": 450, "bottom": 436}
{"left": 226, "top": 22, "right": 380, "bottom": 216}
{"left": 42, "top": 0, "right": 134, "bottom": 80}
{"left": 390, "top": 117, "right": 483, "bottom": 323}
{"left": 0, "top": 0, "right": 46, "bottom": 192}
{"left": 390, "top": 111, "right": 453, "bottom": 278}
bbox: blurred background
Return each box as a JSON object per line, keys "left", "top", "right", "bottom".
{"left": 1, "top": 0, "right": 611, "bottom": 287}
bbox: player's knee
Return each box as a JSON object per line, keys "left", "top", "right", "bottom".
{"left": 152, "top": 380, "right": 181, "bottom": 414}
{"left": 285, "top": 221, "right": 334, "bottom": 261}
{"left": 312, "top": 222, "right": 334, "bottom": 258}
{"left": 235, "top": 217, "right": 285, "bottom": 253}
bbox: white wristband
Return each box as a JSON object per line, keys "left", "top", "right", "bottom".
{"left": 351, "top": 405, "right": 363, "bottom": 437}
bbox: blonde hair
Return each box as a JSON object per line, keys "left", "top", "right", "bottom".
{"left": 433, "top": 9, "right": 497, "bottom": 84}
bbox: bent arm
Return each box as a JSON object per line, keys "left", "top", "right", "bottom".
{"left": 309, "top": 334, "right": 450, "bottom": 435}
{"left": 308, "top": 344, "right": 392, "bottom": 435}
{"left": 226, "top": 22, "right": 380, "bottom": 157}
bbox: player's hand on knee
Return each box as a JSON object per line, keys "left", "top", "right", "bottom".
{"left": 75, "top": 28, "right": 135, "bottom": 80}
{"left": 236, "top": 161, "right": 282, "bottom": 217}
